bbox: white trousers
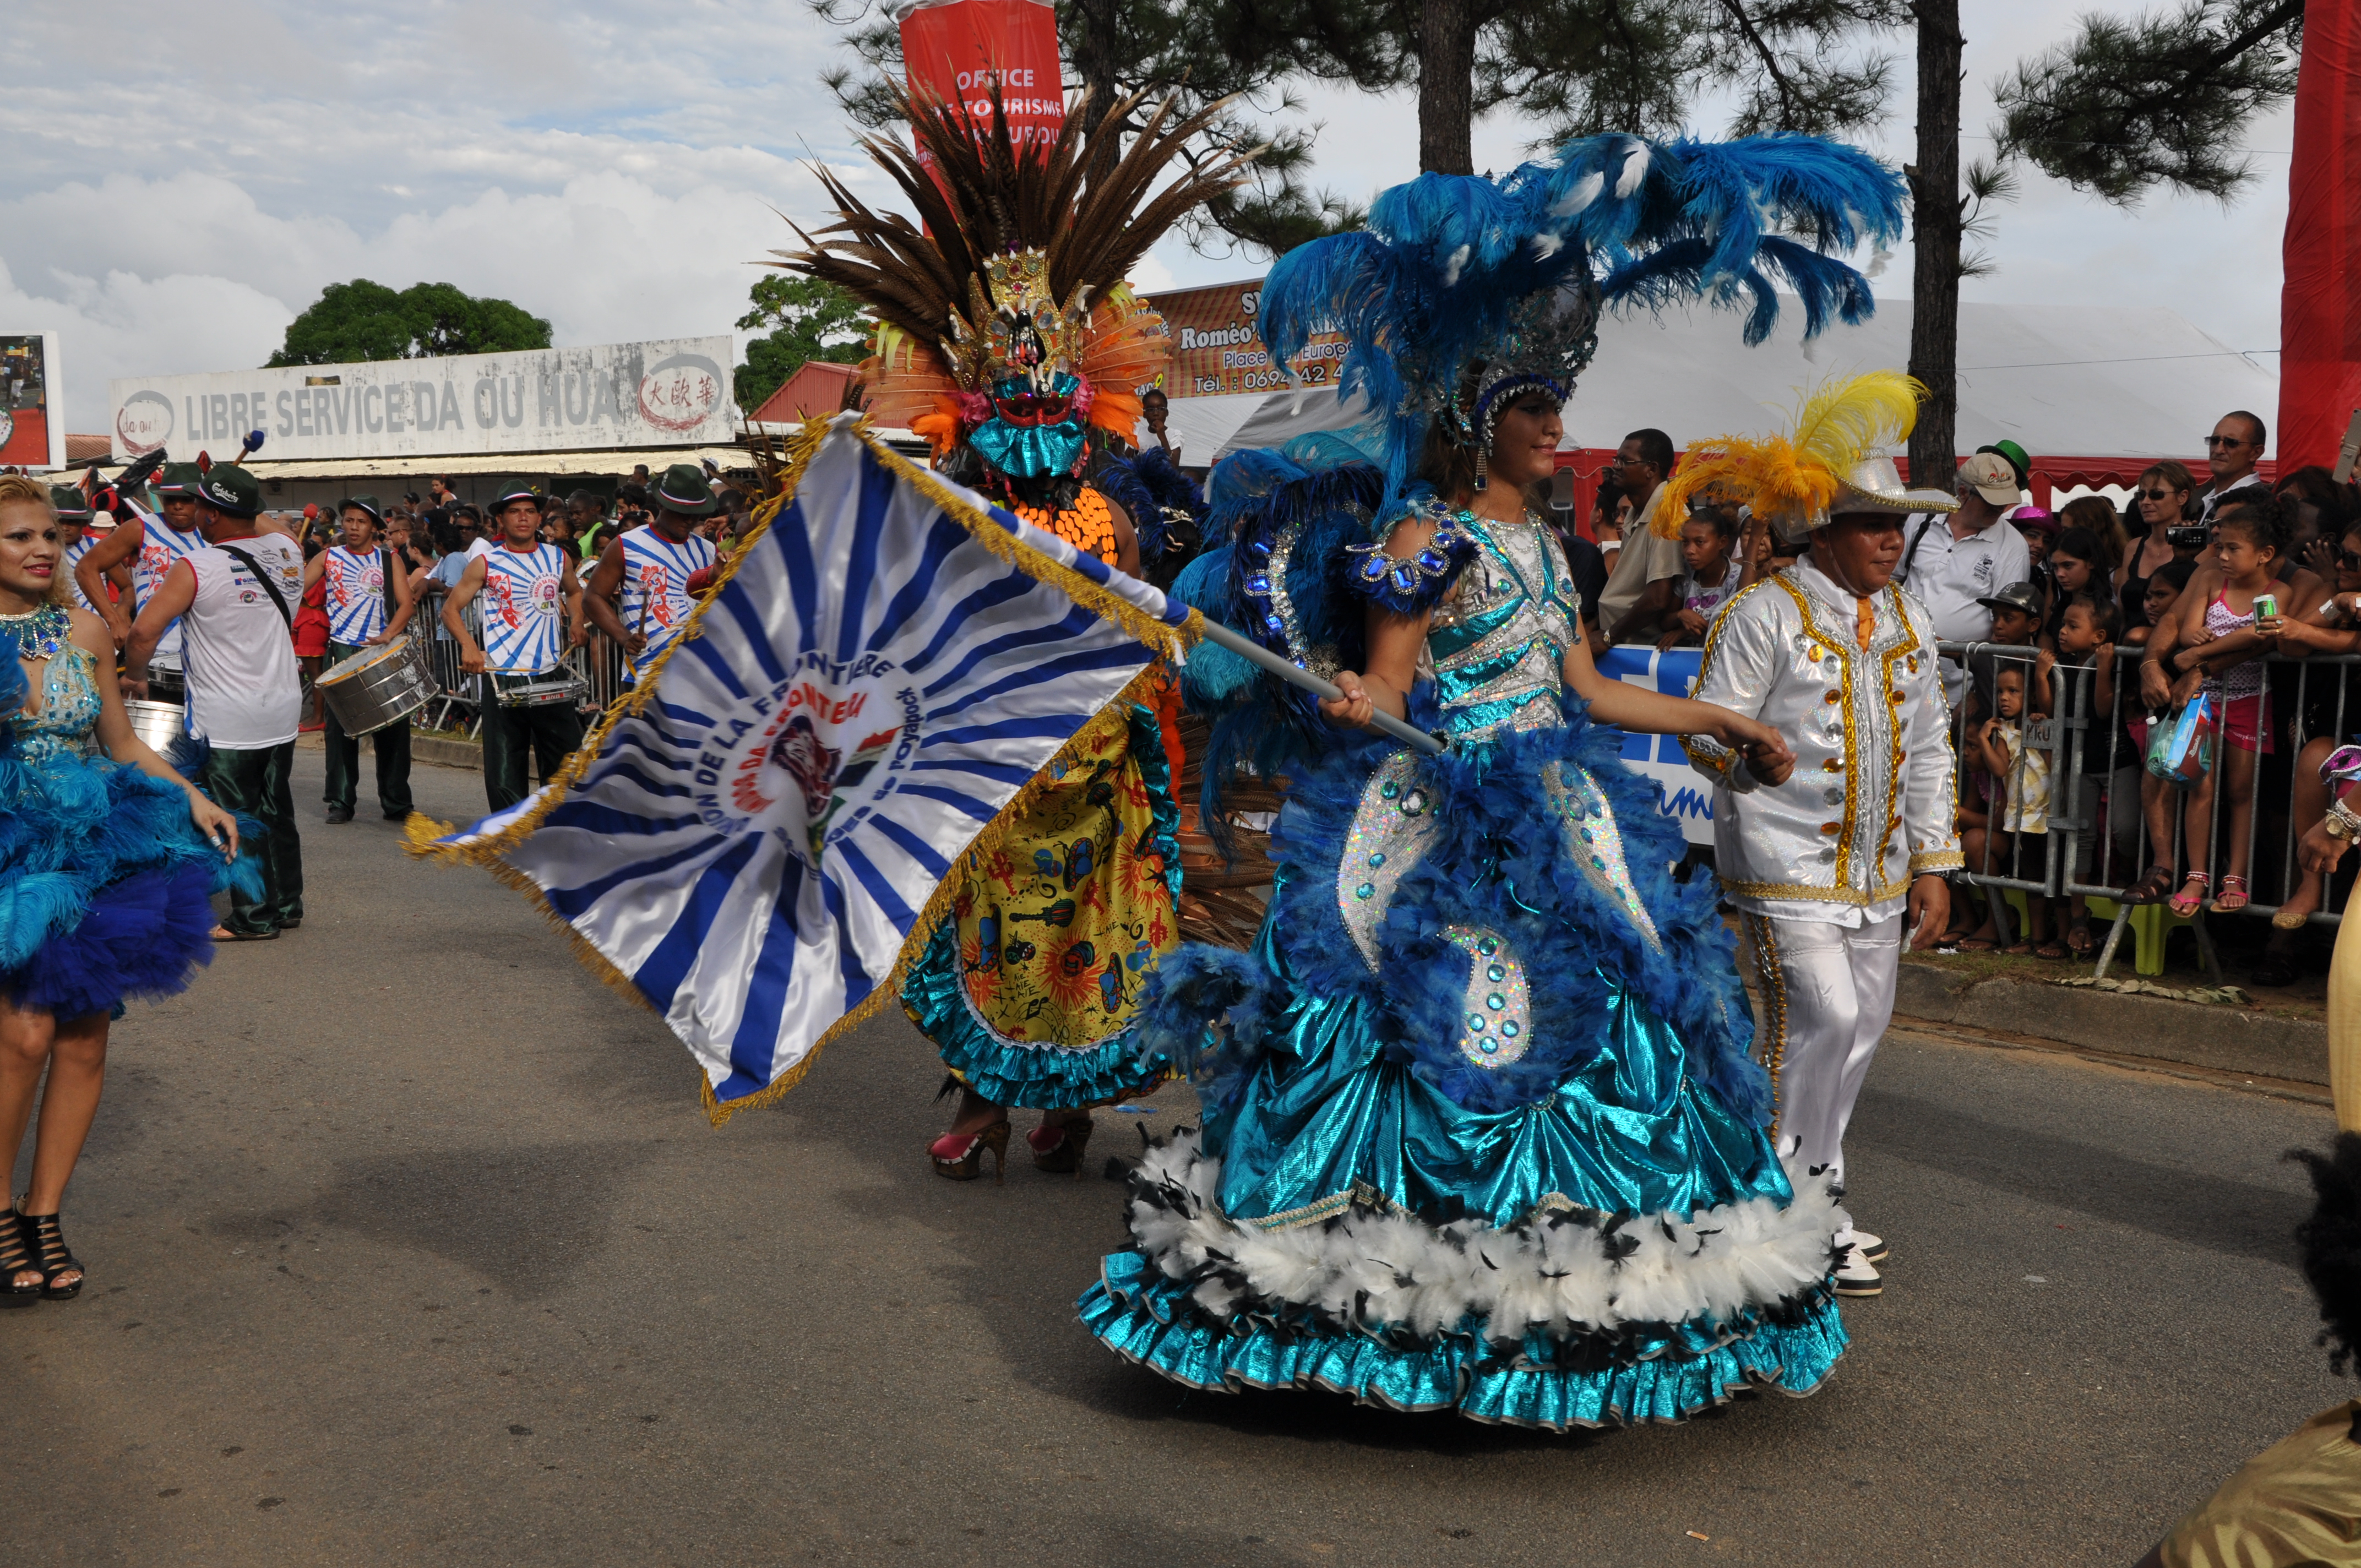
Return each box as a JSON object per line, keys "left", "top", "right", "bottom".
{"left": 1743, "top": 912, "right": 1902, "bottom": 1202}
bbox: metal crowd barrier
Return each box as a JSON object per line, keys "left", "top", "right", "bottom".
{"left": 1936, "top": 639, "right": 2359, "bottom": 982}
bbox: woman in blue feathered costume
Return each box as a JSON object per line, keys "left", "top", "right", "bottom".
{"left": 1079, "top": 133, "right": 1908, "bottom": 1428}
{"left": 0, "top": 475, "right": 244, "bottom": 1305}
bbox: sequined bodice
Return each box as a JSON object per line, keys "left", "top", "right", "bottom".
{"left": 14, "top": 645, "right": 103, "bottom": 764}
{"left": 1426, "top": 515, "right": 1582, "bottom": 736}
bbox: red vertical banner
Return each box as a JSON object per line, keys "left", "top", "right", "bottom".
{"left": 2280, "top": 3, "right": 2361, "bottom": 469}
{"left": 898, "top": 0, "right": 1064, "bottom": 152}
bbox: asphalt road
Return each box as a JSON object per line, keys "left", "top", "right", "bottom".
{"left": 10, "top": 749, "right": 2351, "bottom": 1567}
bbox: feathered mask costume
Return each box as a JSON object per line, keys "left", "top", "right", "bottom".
{"left": 778, "top": 86, "right": 1250, "bottom": 505}
{"left": 1256, "top": 133, "right": 1911, "bottom": 514}
{"left": 1659, "top": 370, "right": 1960, "bottom": 542}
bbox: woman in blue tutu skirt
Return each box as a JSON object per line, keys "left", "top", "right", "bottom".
{"left": 1079, "top": 133, "right": 1910, "bottom": 1428}
{"left": 0, "top": 475, "right": 244, "bottom": 1304}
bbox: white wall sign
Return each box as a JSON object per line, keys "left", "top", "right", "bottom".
{"left": 108, "top": 336, "right": 736, "bottom": 464}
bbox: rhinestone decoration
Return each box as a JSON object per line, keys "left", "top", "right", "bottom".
{"left": 1239, "top": 522, "right": 1309, "bottom": 660}
{"left": 1445, "top": 926, "right": 1531, "bottom": 1069}
{"left": 1540, "top": 761, "right": 1662, "bottom": 951}
{"left": 1338, "top": 749, "right": 1442, "bottom": 970}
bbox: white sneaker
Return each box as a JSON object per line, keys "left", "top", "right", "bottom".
{"left": 1834, "top": 1248, "right": 1883, "bottom": 1298}
{"left": 1849, "top": 1229, "right": 1887, "bottom": 1263}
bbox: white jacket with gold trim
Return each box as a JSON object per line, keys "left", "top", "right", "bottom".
{"left": 1681, "top": 558, "right": 1963, "bottom": 927}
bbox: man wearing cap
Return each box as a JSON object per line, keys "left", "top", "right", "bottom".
{"left": 1892, "top": 449, "right": 2032, "bottom": 709}
{"left": 74, "top": 460, "right": 211, "bottom": 683}
{"left": 583, "top": 463, "right": 719, "bottom": 680}
{"left": 126, "top": 464, "right": 307, "bottom": 940}
{"left": 51, "top": 485, "right": 126, "bottom": 617}
{"left": 1683, "top": 453, "right": 1964, "bottom": 1299}
{"left": 442, "top": 479, "right": 587, "bottom": 810}
{"left": 303, "top": 495, "right": 417, "bottom": 825}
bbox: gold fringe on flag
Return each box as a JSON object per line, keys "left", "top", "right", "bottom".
{"left": 404, "top": 411, "right": 1201, "bottom": 1125}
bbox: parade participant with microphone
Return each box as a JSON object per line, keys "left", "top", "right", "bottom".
{"left": 583, "top": 463, "right": 717, "bottom": 680}
{"left": 303, "top": 494, "right": 417, "bottom": 825}
{"left": 440, "top": 478, "right": 586, "bottom": 810}
{"left": 126, "top": 462, "right": 306, "bottom": 940}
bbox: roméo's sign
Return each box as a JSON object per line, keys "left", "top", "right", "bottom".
{"left": 1141, "top": 279, "right": 1348, "bottom": 398}
{"left": 108, "top": 336, "right": 736, "bottom": 462}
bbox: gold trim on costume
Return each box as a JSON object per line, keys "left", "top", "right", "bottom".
{"left": 1743, "top": 912, "right": 1789, "bottom": 1140}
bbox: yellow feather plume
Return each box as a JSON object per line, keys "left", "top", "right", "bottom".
{"left": 1654, "top": 371, "right": 1927, "bottom": 536}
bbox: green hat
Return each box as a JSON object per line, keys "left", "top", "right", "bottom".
{"left": 340, "top": 493, "right": 383, "bottom": 522}
{"left": 153, "top": 461, "right": 202, "bottom": 498}
{"left": 488, "top": 478, "right": 542, "bottom": 511}
{"left": 652, "top": 462, "right": 719, "bottom": 518}
{"left": 193, "top": 463, "right": 263, "bottom": 518}
{"left": 1975, "top": 439, "right": 2032, "bottom": 492}
{"left": 48, "top": 485, "right": 91, "bottom": 522}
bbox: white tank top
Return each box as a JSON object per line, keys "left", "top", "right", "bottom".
{"left": 133, "top": 510, "right": 208, "bottom": 659}
{"left": 322, "top": 545, "right": 390, "bottom": 645}
{"left": 182, "top": 533, "right": 304, "bottom": 749}
{"left": 617, "top": 525, "right": 716, "bottom": 672}
{"left": 479, "top": 542, "right": 567, "bottom": 674}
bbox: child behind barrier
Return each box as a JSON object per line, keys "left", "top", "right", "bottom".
{"left": 2036, "top": 595, "right": 2121, "bottom": 956}
{"left": 1658, "top": 505, "right": 1747, "bottom": 651}
{"left": 1955, "top": 666, "right": 2048, "bottom": 951}
{"left": 2145, "top": 501, "right": 2329, "bottom": 917}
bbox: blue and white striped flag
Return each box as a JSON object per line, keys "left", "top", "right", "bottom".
{"left": 415, "top": 416, "right": 1195, "bottom": 1121}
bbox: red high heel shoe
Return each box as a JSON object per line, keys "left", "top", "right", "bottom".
{"left": 1026, "top": 1116, "right": 1095, "bottom": 1176}
{"left": 929, "top": 1123, "right": 1009, "bottom": 1182}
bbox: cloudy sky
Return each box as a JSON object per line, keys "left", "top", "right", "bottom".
{"left": 6, "top": 0, "right": 2291, "bottom": 433}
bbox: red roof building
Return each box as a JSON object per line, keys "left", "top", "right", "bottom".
{"left": 750, "top": 362, "right": 862, "bottom": 424}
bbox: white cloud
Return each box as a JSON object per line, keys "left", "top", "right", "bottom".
{"left": 0, "top": 0, "right": 2299, "bottom": 438}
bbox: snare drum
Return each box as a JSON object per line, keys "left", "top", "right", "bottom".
{"left": 318, "top": 636, "right": 437, "bottom": 736}
{"left": 489, "top": 671, "right": 589, "bottom": 710}
{"left": 122, "top": 698, "right": 186, "bottom": 755}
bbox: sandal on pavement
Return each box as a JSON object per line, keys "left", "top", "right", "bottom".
{"left": 0, "top": 1208, "right": 40, "bottom": 1307}
{"left": 2210, "top": 874, "right": 2250, "bottom": 914}
{"left": 210, "top": 925, "right": 279, "bottom": 941}
{"left": 14, "top": 1205, "right": 81, "bottom": 1300}
{"left": 2064, "top": 918, "right": 2093, "bottom": 956}
{"left": 2033, "top": 941, "right": 2068, "bottom": 960}
{"left": 2003, "top": 941, "right": 2034, "bottom": 956}
{"left": 1958, "top": 937, "right": 1998, "bottom": 952}
{"left": 2168, "top": 874, "right": 2211, "bottom": 918}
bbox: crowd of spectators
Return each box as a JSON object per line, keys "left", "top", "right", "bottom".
{"left": 1555, "top": 405, "right": 2357, "bottom": 987}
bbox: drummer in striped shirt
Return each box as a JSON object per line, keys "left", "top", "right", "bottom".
{"left": 302, "top": 494, "right": 418, "bottom": 824}
{"left": 51, "top": 485, "right": 128, "bottom": 618}
{"left": 442, "top": 478, "right": 589, "bottom": 811}
{"left": 583, "top": 462, "right": 719, "bottom": 679}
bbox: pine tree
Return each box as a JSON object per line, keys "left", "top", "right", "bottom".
{"left": 1994, "top": 0, "right": 2305, "bottom": 206}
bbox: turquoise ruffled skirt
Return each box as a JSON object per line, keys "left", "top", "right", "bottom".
{"left": 1079, "top": 704, "right": 1847, "bottom": 1430}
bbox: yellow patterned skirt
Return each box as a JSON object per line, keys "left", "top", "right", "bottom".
{"left": 897, "top": 699, "right": 1183, "bottom": 1108}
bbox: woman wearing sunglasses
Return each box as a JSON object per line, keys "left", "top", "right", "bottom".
{"left": 2117, "top": 460, "right": 2202, "bottom": 642}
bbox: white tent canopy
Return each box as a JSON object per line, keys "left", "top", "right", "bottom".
{"left": 1204, "top": 300, "right": 2278, "bottom": 465}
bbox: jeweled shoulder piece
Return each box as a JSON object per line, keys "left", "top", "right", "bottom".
{"left": 1349, "top": 502, "right": 1481, "bottom": 616}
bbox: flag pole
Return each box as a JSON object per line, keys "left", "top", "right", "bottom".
{"left": 1193, "top": 618, "right": 1448, "bottom": 755}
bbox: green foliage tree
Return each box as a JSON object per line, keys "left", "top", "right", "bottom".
{"left": 1994, "top": 0, "right": 2305, "bottom": 205}
{"left": 735, "top": 275, "right": 871, "bottom": 412}
{"left": 265, "top": 279, "right": 553, "bottom": 367}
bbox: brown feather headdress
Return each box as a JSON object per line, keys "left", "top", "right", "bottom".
{"left": 775, "top": 84, "right": 1252, "bottom": 452}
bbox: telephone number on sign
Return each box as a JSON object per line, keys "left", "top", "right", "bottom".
{"left": 1193, "top": 363, "right": 1333, "bottom": 395}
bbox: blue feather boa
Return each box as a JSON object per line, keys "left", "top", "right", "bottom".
{"left": 1141, "top": 687, "right": 1769, "bottom": 1125}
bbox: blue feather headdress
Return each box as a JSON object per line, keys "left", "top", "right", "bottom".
{"left": 1259, "top": 132, "right": 1907, "bottom": 514}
